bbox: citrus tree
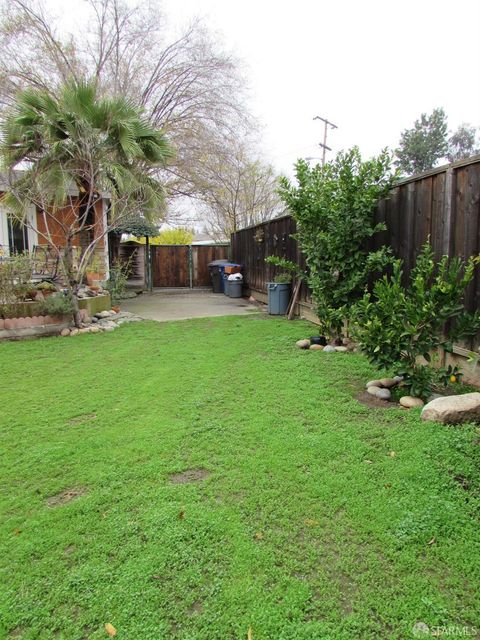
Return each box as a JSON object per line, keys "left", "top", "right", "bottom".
{"left": 279, "top": 147, "right": 396, "bottom": 338}
{"left": 352, "top": 243, "right": 480, "bottom": 399}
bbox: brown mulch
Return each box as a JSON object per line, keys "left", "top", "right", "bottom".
{"left": 356, "top": 391, "right": 397, "bottom": 409}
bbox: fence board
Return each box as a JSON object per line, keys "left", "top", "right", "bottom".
{"left": 192, "top": 245, "right": 229, "bottom": 286}
{"left": 152, "top": 245, "right": 189, "bottom": 287}
{"left": 231, "top": 156, "right": 480, "bottom": 344}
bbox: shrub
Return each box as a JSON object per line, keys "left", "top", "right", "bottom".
{"left": 352, "top": 243, "right": 480, "bottom": 399}
{"left": 0, "top": 252, "right": 34, "bottom": 315}
{"left": 265, "top": 256, "right": 301, "bottom": 285}
{"left": 40, "top": 293, "right": 74, "bottom": 316}
{"left": 279, "top": 147, "right": 396, "bottom": 338}
{"left": 36, "top": 281, "right": 57, "bottom": 292}
{"left": 273, "top": 273, "right": 292, "bottom": 284}
{"left": 106, "top": 257, "right": 132, "bottom": 300}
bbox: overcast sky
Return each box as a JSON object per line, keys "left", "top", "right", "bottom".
{"left": 48, "top": 0, "right": 480, "bottom": 177}
{"left": 161, "top": 0, "right": 480, "bottom": 175}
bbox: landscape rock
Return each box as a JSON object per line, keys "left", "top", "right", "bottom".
{"left": 90, "top": 326, "right": 100, "bottom": 333}
{"left": 334, "top": 346, "right": 348, "bottom": 353}
{"left": 379, "top": 377, "right": 397, "bottom": 388}
{"left": 309, "top": 344, "right": 324, "bottom": 350}
{"left": 421, "top": 392, "right": 480, "bottom": 424}
{"left": 78, "top": 328, "right": 90, "bottom": 334}
{"left": 393, "top": 375, "right": 404, "bottom": 383}
{"left": 399, "top": 396, "right": 424, "bottom": 409}
{"left": 91, "top": 316, "right": 98, "bottom": 323}
{"left": 375, "top": 388, "right": 391, "bottom": 400}
{"left": 366, "top": 380, "right": 383, "bottom": 388}
{"left": 366, "top": 385, "right": 382, "bottom": 397}
{"left": 296, "top": 339, "right": 310, "bottom": 349}
{"left": 69, "top": 328, "right": 79, "bottom": 336}
{"left": 60, "top": 328, "right": 70, "bottom": 337}
{"left": 323, "top": 345, "right": 336, "bottom": 353}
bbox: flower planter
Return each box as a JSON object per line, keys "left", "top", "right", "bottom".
{"left": 86, "top": 272, "right": 103, "bottom": 286}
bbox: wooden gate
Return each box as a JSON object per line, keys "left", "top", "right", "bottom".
{"left": 151, "top": 244, "right": 229, "bottom": 288}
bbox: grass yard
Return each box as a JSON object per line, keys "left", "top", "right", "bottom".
{"left": 1, "top": 315, "right": 479, "bottom": 640}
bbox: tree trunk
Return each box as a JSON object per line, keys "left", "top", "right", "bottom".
{"left": 63, "top": 236, "right": 82, "bottom": 328}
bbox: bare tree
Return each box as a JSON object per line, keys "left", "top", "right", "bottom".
{"left": 194, "top": 140, "right": 284, "bottom": 240}
{"left": 0, "top": 0, "right": 254, "bottom": 204}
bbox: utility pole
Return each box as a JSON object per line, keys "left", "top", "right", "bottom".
{"left": 313, "top": 115, "right": 338, "bottom": 165}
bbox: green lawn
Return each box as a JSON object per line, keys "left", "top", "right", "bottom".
{"left": 1, "top": 316, "right": 479, "bottom": 640}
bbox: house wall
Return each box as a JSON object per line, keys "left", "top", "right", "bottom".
{"left": 35, "top": 199, "right": 105, "bottom": 248}
{"left": 0, "top": 193, "right": 106, "bottom": 258}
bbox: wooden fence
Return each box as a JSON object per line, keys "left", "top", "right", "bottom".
{"left": 231, "top": 155, "right": 480, "bottom": 314}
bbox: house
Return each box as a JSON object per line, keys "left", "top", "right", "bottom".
{"left": 0, "top": 173, "right": 110, "bottom": 278}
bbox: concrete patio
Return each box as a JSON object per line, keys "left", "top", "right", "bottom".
{"left": 120, "top": 288, "right": 262, "bottom": 322}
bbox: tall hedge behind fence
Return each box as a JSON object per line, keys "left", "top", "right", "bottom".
{"left": 231, "top": 155, "right": 480, "bottom": 317}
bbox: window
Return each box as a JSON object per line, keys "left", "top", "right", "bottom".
{"left": 8, "top": 218, "right": 29, "bottom": 253}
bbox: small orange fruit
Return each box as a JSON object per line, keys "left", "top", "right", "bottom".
{"left": 450, "top": 375, "right": 457, "bottom": 383}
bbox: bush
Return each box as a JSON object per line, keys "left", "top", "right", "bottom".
{"left": 265, "top": 257, "right": 299, "bottom": 285}
{"left": 279, "top": 147, "right": 396, "bottom": 338}
{"left": 0, "top": 252, "right": 34, "bottom": 315}
{"left": 40, "top": 293, "right": 74, "bottom": 316}
{"left": 273, "top": 273, "right": 292, "bottom": 284}
{"left": 36, "top": 281, "right": 57, "bottom": 292}
{"left": 105, "top": 257, "right": 132, "bottom": 300}
{"left": 352, "top": 243, "right": 480, "bottom": 399}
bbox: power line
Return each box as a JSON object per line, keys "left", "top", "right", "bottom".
{"left": 313, "top": 115, "right": 338, "bottom": 165}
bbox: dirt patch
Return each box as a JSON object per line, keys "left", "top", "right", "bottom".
{"left": 46, "top": 487, "right": 86, "bottom": 507}
{"left": 452, "top": 473, "right": 470, "bottom": 491}
{"left": 68, "top": 413, "right": 97, "bottom": 425}
{"left": 169, "top": 469, "right": 210, "bottom": 484}
{"left": 356, "top": 391, "right": 396, "bottom": 409}
{"left": 188, "top": 601, "right": 204, "bottom": 615}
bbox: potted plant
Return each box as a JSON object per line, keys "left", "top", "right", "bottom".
{"left": 85, "top": 254, "right": 104, "bottom": 286}
{"left": 36, "top": 281, "right": 57, "bottom": 298}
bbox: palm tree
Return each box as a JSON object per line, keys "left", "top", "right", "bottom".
{"left": 0, "top": 80, "right": 173, "bottom": 324}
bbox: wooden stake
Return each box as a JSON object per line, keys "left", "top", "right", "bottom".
{"left": 287, "top": 279, "right": 302, "bottom": 320}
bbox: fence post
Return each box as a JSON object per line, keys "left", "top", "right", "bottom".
{"left": 442, "top": 168, "right": 454, "bottom": 256}
{"left": 188, "top": 245, "right": 193, "bottom": 289}
{"left": 145, "top": 235, "right": 153, "bottom": 292}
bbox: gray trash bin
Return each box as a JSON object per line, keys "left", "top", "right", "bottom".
{"left": 223, "top": 273, "right": 230, "bottom": 296}
{"left": 267, "top": 282, "right": 291, "bottom": 315}
{"left": 228, "top": 280, "right": 243, "bottom": 298}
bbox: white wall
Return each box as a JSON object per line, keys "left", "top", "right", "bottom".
{"left": 0, "top": 207, "right": 8, "bottom": 254}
